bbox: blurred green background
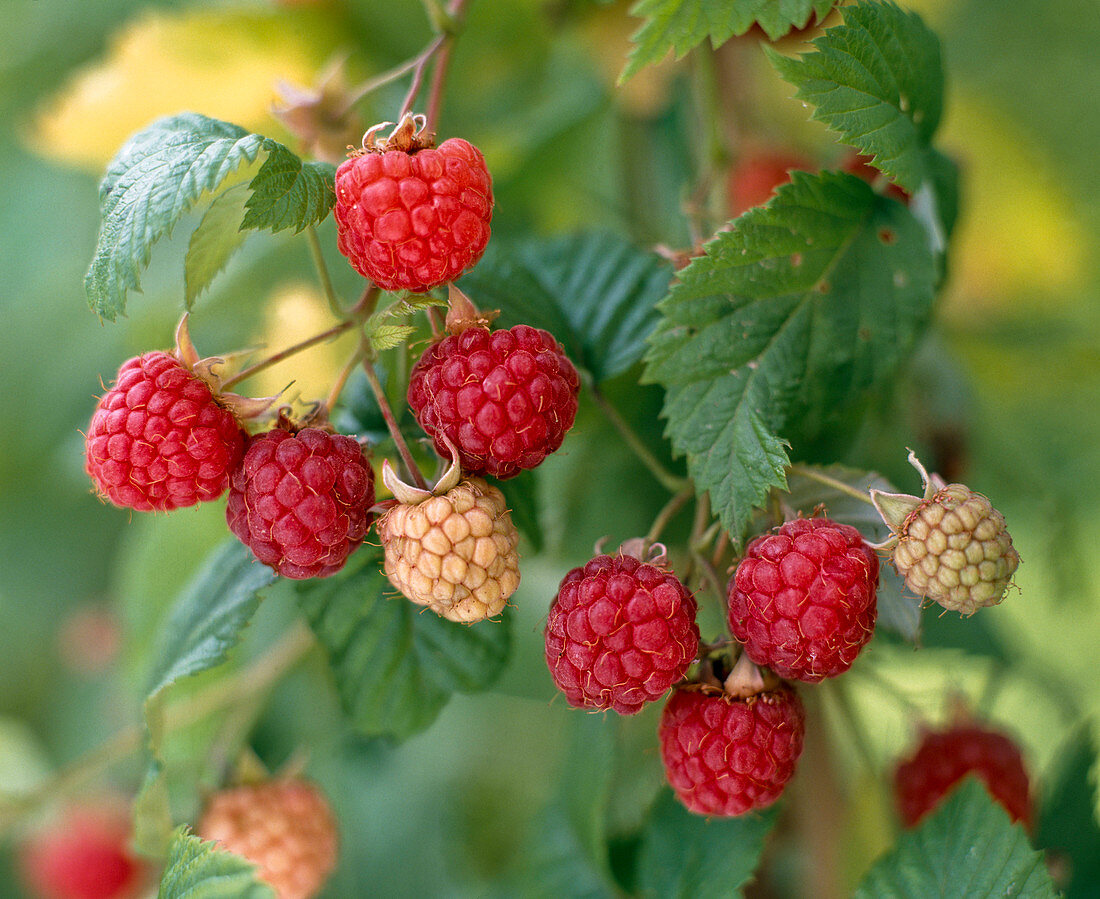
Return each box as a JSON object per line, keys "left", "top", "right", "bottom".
{"left": 0, "top": 0, "right": 1098, "bottom": 895}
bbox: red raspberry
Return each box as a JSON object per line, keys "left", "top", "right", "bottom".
{"left": 727, "top": 518, "right": 879, "bottom": 682}
{"left": 659, "top": 685, "right": 805, "bottom": 817}
{"left": 544, "top": 554, "right": 699, "bottom": 715}
{"left": 226, "top": 427, "right": 374, "bottom": 579}
{"left": 727, "top": 148, "right": 814, "bottom": 215}
{"left": 20, "top": 801, "right": 146, "bottom": 899}
{"left": 894, "top": 722, "right": 1033, "bottom": 828}
{"left": 408, "top": 324, "right": 580, "bottom": 479}
{"left": 85, "top": 352, "right": 246, "bottom": 512}
{"left": 334, "top": 123, "right": 493, "bottom": 293}
{"left": 198, "top": 778, "right": 338, "bottom": 899}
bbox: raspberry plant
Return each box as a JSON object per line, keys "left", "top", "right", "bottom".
{"left": 8, "top": 0, "right": 1092, "bottom": 895}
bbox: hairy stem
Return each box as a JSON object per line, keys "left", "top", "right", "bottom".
{"left": 787, "top": 463, "right": 877, "bottom": 506}
{"left": 220, "top": 319, "right": 358, "bottom": 391}
{"left": 645, "top": 486, "right": 694, "bottom": 545}
{"left": 585, "top": 382, "right": 689, "bottom": 494}
{"left": 306, "top": 226, "right": 341, "bottom": 317}
{"left": 362, "top": 357, "right": 429, "bottom": 490}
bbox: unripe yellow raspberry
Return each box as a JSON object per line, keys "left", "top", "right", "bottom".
{"left": 872, "top": 453, "right": 1020, "bottom": 616}
{"left": 378, "top": 472, "right": 520, "bottom": 623}
{"left": 197, "top": 778, "right": 337, "bottom": 899}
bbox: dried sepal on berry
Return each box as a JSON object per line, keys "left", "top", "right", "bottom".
{"left": 377, "top": 442, "right": 520, "bottom": 623}
{"left": 870, "top": 451, "right": 1020, "bottom": 616}
{"left": 659, "top": 655, "right": 805, "bottom": 817}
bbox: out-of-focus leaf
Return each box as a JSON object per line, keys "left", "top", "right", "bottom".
{"left": 157, "top": 827, "right": 275, "bottom": 898}
{"left": 621, "top": 0, "right": 837, "bottom": 80}
{"left": 1037, "top": 724, "right": 1100, "bottom": 897}
{"left": 294, "top": 547, "right": 511, "bottom": 741}
{"left": 636, "top": 790, "right": 778, "bottom": 897}
{"left": 644, "top": 171, "right": 935, "bottom": 539}
{"left": 768, "top": 0, "right": 943, "bottom": 194}
{"left": 854, "top": 778, "right": 1057, "bottom": 897}
{"left": 460, "top": 232, "right": 672, "bottom": 384}
{"left": 782, "top": 464, "right": 921, "bottom": 641}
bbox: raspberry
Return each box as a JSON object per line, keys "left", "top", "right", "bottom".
{"left": 334, "top": 114, "right": 493, "bottom": 293}
{"left": 226, "top": 427, "right": 374, "bottom": 579}
{"left": 378, "top": 472, "right": 520, "bottom": 622}
{"left": 408, "top": 324, "right": 580, "bottom": 479}
{"left": 544, "top": 553, "right": 699, "bottom": 714}
{"left": 659, "top": 685, "right": 805, "bottom": 817}
{"left": 20, "top": 801, "right": 146, "bottom": 899}
{"left": 872, "top": 453, "right": 1020, "bottom": 615}
{"left": 894, "top": 722, "right": 1033, "bottom": 828}
{"left": 85, "top": 351, "right": 246, "bottom": 512}
{"left": 727, "top": 518, "right": 879, "bottom": 683}
{"left": 727, "top": 148, "right": 814, "bottom": 215}
{"left": 198, "top": 778, "right": 338, "bottom": 899}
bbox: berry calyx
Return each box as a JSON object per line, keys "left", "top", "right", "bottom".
{"left": 19, "top": 801, "right": 146, "bottom": 899}
{"left": 377, "top": 450, "right": 520, "bottom": 622}
{"left": 226, "top": 424, "right": 375, "bottom": 579}
{"left": 659, "top": 675, "right": 806, "bottom": 817}
{"left": 198, "top": 778, "right": 338, "bottom": 899}
{"left": 84, "top": 318, "right": 251, "bottom": 512}
{"left": 871, "top": 451, "right": 1020, "bottom": 615}
{"left": 727, "top": 517, "right": 879, "bottom": 683}
{"left": 334, "top": 113, "right": 493, "bottom": 293}
{"left": 408, "top": 293, "right": 580, "bottom": 479}
{"left": 894, "top": 721, "right": 1033, "bottom": 828}
{"left": 544, "top": 549, "right": 700, "bottom": 715}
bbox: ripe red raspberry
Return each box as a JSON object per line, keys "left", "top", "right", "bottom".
{"left": 544, "top": 554, "right": 700, "bottom": 714}
{"left": 85, "top": 352, "right": 246, "bottom": 512}
{"left": 894, "top": 722, "right": 1033, "bottom": 828}
{"left": 727, "top": 518, "right": 879, "bottom": 683}
{"left": 334, "top": 115, "right": 493, "bottom": 293}
{"left": 408, "top": 324, "right": 580, "bottom": 479}
{"left": 226, "top": 427, "right": 374, "bottom": 579}
{"left": 20, "top": 801, "right": 146, "bottom": 899}
{"left": 659, "top": 685, "right": 805, "bottom": 817}
{"left": 727, "top": 148, "right": 814, "bottom": 215}
{"left": 198, "top": 778, "right": 338, "bottom": 899}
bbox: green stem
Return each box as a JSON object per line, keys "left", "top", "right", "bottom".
{"left": 362, "top": 357, "right": 429, "bottom": 490}
{"left": 307, "top": 226, "right": 341, "bottom": 318}
{"left": 645, "top": 486, "right": 694, "bottom": 545}
{"left": 220, "top": 319, "right": 357, "bottom": 391}
{"left": 787, "top": 463, "right": 876, "bottom": 506}
{"left": 586, "top": 382, "right": 689, "bottom": 494}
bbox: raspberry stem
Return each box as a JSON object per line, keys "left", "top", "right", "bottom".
{"left": 786, "top": 463, "right": 877, "bottom": 506}
{"left": 306, "top": 225, "right": 341, "bottom": 318}
{"left": 585, "top": 380, "right": 689, "bottom": 494}
{"left": 220, "top": 319, "right": 358, "bottom": 391}
{"left": 645, "top": 486, "right": 694, "bottom": 544}
{"left": 362, "top": 357, "right": 429, "bottom": 491}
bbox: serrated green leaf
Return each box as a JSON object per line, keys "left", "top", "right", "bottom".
{"left": 637, "top": 790, "right": 778, "bottom": 898}
{"left": 158, "top": 827, "right": 276, "bottom": 899}
{"left": 768, "top": 0, "right": 943, "bottom": 194}
{"left": 86, "top": 113, "right": 337, "bottom": 320}
{"left": 854, "top": 778, "right": 1057, "bottom": 898}
{"left": 621, "top": 0, "right": 837, "bottom": 80}
{"left": 365, "top": 323, "right": 418, "bottom": 353}
{"left": 240, "top": 146, "right": 335, "bottom": 234}
{"left": 294, "top": 547, "right": 510, "bottom": 740}
{"left": 135, "top": 541, "right": 275, "bottom": 856}
{"left": 644, "top": 171, "right": 936, "bottom": 538}
{"left": 184, "top": 182, "right": 252, "bottom": 306}
{"left": 782, "top": 465, "right": 921, "bottom": 641}
{"left": 459, "top": 232, "right": 672, "bottom": 384}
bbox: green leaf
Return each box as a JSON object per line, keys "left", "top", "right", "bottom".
{"left": 294, "top": 547, "right": 511, "bottom": 740}
{"left": 501, "top": 469, "right": 544, "bottom": 553}
{"left": 365, "top": 323, "right": 418, "bottom": 353}
{"left": 854, "top": 778, "right": 1058, "bottom": 898}
{"left": 644, "top": 171, "right": 936, "bottom": 538}
{"left": 158, "top": 827, "right": 276, "bottom": 899}
{"left": 184, "top": 182, "right": 251, "bottom": 306}
{"left": 86, "top": 113, "right": 336, "bottom": 320}
{"left": 135, "top": 541, "right": 275, "bottom": 856}
{"left": 1037, "top": 724, "right": 1100, "bottom": 897}
{"left": 782, "top": 465, "right": 921, "bottom": 641}
{"left": 636, "top": 790, "right": 778, "bottom": 897}
{"left": 459, "top": 232, "right": 672, "bottom": 384}
{"left": 622, "top": 0, "right": 837, "bottom": 80}
{"left": 768, "top": 0, "right": 944, "bottom": 194}
{"left": 240, "top": 147, "right": 335, "bottom": 234}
